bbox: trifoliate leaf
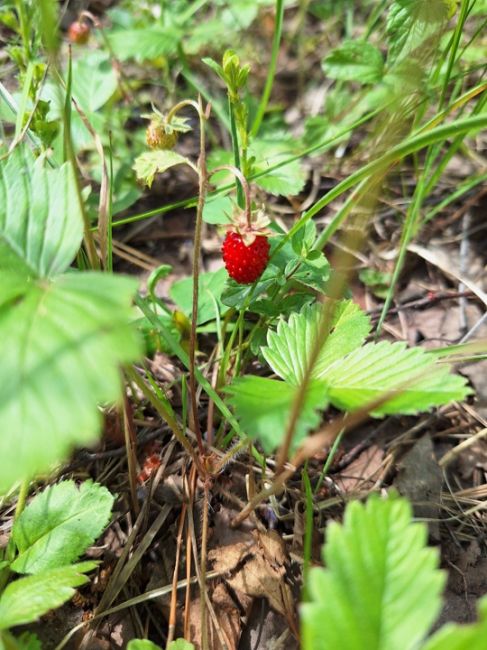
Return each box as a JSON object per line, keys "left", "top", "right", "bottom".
{"left": 0, "top": 562, "right": 96, "bottom": 629}
{"left": 0, "top": 271, "right": 141, "bottom": 493}
{"left": 323, "top": 341, "right": 472, "bottom": 415}
{"left": 262, "top": 301, "right": 371, "bottom": 385}
{"left": 301, "top": 495, "right": 445, "bottom": 650}
{"left": 133, "top": 150, "right": 195, "bottom": 188}
{"left": 423, "top": 596, "right": 487, "bottom": 650}
{"left": 322, "top": 40, "right": 384, "bottom": 84}
{"left": 225, "top": 376, "right": 327, "bottom": 452}
{"left": 0, "top": 147, "right": 83, "bottom": 277}
{"left": 11, "top": 481, "right": 114, "bottom": 574}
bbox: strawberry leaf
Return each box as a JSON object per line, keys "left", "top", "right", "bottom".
{"left": 0, "top": 147, "right": 83, "bottom": 278}
{"left": 324, "top": 341, "right": 472, "bottom": 415}
{"left": 0, "top": 562, "right": 96, "bottom": 630}
{"left": 322, "top": 41, "right": 384, "bottom": 84}
{"left": 225, "top": 376, "right": 327, "bottom": 452}
{"left": 262, "top": 301, "right": 371, "bottom": 385}
{"left": 302, "top": 495, "right": 445, "bottom": 650}
{"left": 133, "top": 150, "right": 196, "bottom": 188}
{"left": 0, "top": 271, "right": 141, "bottom": 493}
{"left": 11, "top": 480, "right": 114, "bottom": 574}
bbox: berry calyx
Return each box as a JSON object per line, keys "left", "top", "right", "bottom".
{"left": 68, "top": 21, "right": 90, "bottom": 45}
{"left": 222, "top": 231, "right": 270, "bottom": 284}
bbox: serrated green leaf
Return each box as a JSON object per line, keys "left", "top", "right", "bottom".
{"left": 0, "top": 562, "right": 96, "bottom": 630}
{"left": 301, "top": 495, "right": 446, "bottom": 650}
{"left": 106, "top": 27, "right": 181, "bottom": 62}
{"left": 225, "top": 376, "right": 327, "bottom": 452}
{"left": 11, "top": 480, "right": 114, "bottom": 574}
{"left": 262, "top": 301, "right": 371, "bottom": 386}
{"left": 322, "top": 40, "right": 384, "bottom": 84}
{"left": 170, "top": 268, "right": 227, "bottom": 325}
{"left": 324, "top": 341, "right": 471, "bottom": 415}
{"left": 133, "top": 150, "right": 194, "bottom": 188}
{"left": 0, "top": 271, "right": 141, "bottom": 493}
{"left": 422, "top": 596, "right": 487, "bottom": 650}
{"left": 0, "top": 147, "right": 83, "bottom": 277}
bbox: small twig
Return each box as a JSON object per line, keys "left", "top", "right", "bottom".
{"left": 122, "top": 394, "right": 140, "bottom": 516}
{"left": 167, "top": 502, "right": 187, "bottom": 645}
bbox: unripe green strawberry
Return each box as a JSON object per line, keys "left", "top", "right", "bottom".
{"left": 146, "top": 120, "right": 178, "bottom": 150}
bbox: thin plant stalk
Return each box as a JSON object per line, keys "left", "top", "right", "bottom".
{"left": 166, "top": 98, "right": 210, "bottom": 456}
{"left": 250, "top": 0, "right": 285, "bottom": 137}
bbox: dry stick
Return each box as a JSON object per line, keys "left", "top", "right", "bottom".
{"left": 167, "top": 502, "right": 187, "bottom": 645}
{"left": 200, "top": 479, "right": 210, "bottom": 650}
{"left": 183, "top": 465, "right": 196, "bottom": 639}
{"left": 122, "top": 393, "right": 140, "bottom": 516}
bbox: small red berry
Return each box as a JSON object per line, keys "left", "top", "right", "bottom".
{"left": 68, "top": 21, "right": 90, "bottom": 45}
{"left": 222, "top": 231, "right": 270, "bottom": 284}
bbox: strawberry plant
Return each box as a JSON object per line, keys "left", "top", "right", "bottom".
{"left": 1, "top": 0, "right": 486, "bottom": 648}
{"left": 302, "top": 494, "right": 487, "bottom": 650}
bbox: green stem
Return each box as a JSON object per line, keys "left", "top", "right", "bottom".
{"left": 229, "top": 97, "right": 244, "bottom": 207}
{"left": 250, "top": 0, "right": 285, "bottom": 137}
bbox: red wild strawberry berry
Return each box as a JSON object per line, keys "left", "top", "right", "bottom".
{"left": 222, "top": 231, "right": 270, "bottom": 284}
{"left": 68, "top": 21, "right": 90, "bottom": 45}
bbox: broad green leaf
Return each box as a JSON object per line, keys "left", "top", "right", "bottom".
{"left": 301, "top": 495, "right": 445, "bottom": 650}
{"left": 208, "top": 136, "right": 306, "bottom": 197}
{"left": 324, "top": 341, "right": 471, "bottom": 415}
{"left": 202, "top": 194, "right": 233, "bottom": 225}
{"left": 322, "top": 41, "right": 384, "bottom": 84}
{"left": 0, "top": 562, "right": 96, "bottom": 630}
{"left": 0, "top": 271, "right": 141, "bottom": 493}
{"left": 0, "top": 147, "right": 83, "bottom": 277}
{"left": 423, "top": 596, "right": 487, "bottom": 650}
{"left": 170, "top": 268, "right": 227, "bottom": 325}
{"left": 251, "top": 136, "right": 306, "bottom": 197}
{"left": 11, "top": 480, "right": 114, "bottom": 574}
{"left": 127, "top": 641, "right": 162, "bottom": 650}
{"left": 71, "top": 52, "right": 118, "bottom": 114}
{"left": 133, "top": 150, "right": 194, "bottom": 188}
{"left": 106, "top": 27, "right": 181, "bottom": 62}
{"left": 225, "top": 376, "right": 327, "bottom": 452}
{"left": 262, "top": 301, "right": 371, "bottom": 385}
